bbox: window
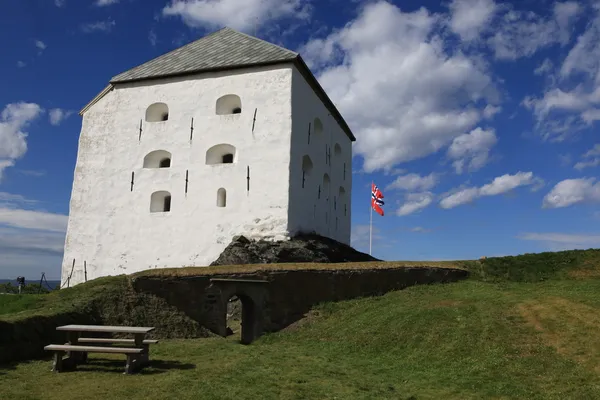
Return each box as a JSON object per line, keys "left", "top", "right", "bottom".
{"left": 150, "top": 191, "right": 172, "bottom": 213}
{"left": 206, "top": 144, "right": 237, "bottom": 165}
{"left": 145, "top": 103, "right": 169, "bottom": 122}
{"left": 301, "top": 155, "right": 313, "bottom": 188}
{"left": 334, "top": 143, "right": 342, "bottom": 158}
{"left": 143, "top": 150, "right": 172, "bottom": 168}
{"left": 217, "top": 188, "right": 227, "bottom": 207}
{"left": 314, "top": 118, "right": 323, "bottom": 138}
{"left": 216, "top": 94, "right": 242, "bottom": 115}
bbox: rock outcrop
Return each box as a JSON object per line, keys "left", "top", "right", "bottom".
{"left": 210, "top": 234, "right": 379, "bottom": 266}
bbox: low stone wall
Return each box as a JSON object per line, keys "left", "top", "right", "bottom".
{"left": 131, "top": 266, "right": 469, "bottom": 334}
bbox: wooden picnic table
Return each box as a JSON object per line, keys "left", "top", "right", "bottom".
{"left": 57, "top": 324, "right": 155, "bottom": 346}
{"left": 45, "top": 324, "right": 157, "bottom": 374}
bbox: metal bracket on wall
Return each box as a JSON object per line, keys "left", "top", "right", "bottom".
{"left": 185, "top": 170, "right": 189, "bottom": 195}
{"left": 246, "top": 166, "right": 250, "bottom": 193}
{"left": 190, "top": 118, "right": 194, "bottom": 142}
{"left": 138, "top": 120, "right": 143, "bottom": 142}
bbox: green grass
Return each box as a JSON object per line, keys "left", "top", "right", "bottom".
{"left": 1, "top": 248, "right": 600, "bottom": 399}
{"left": 1, "top": 279, "right": 600, "bottom": 399}
{"left": 0, "top": 295, "right": 46, "bottom": 316}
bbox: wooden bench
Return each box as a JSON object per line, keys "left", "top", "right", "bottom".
{"left": 44, "top": 344, "right": 145, "bottom": 374}
{"left": 77, "top": 338, "right": 159, "bottom": 345}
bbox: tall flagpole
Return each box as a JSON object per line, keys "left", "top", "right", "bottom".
{"left": 369, "top": 180, "right": 373, "bottom": 256}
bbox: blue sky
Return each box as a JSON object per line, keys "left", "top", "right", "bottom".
{"left": 1, "top": 0, "right": 599, "bottom": 280}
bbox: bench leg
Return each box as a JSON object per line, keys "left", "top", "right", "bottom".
{"left": 52, "top": 351, "right": 65, "bottom": 373}
{"left": 124, "top": 354, "right": 136, "bottom": 375}
{"left": 141, "top": 344, "right": 150, "bottom": 365}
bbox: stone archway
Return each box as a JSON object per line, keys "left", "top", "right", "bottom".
{"left": 206, "top": 278, "right": 269, "bottom": 345}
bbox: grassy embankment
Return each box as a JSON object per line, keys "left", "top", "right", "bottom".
{"left": 1, "top": 250, "right": 600, "bottom": 399}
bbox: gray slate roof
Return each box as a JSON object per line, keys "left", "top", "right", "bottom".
{"left": 110, "top": 28, "right": 299, "bottom": 83}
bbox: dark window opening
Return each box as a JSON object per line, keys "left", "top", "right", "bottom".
{"left": 222, "top": 153, "right": 234, "bottom": 163}
{"left": 161, "top": 113, "right": 169, "bottom": 121}
{"left": 163, "top": 196, "right": 171, "bottom": 212}
{"left": 159, "top": 158, "right": 171, "bottom": 168}
{"left": 232, "top": 107, "right": 242, "bottom": 114}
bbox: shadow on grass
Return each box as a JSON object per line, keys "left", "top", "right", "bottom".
{"left": 0, "top": 359, "right": 42, "bottom": 375}
{"left": 61, "top": 358, "right": 196, "bottom": 375}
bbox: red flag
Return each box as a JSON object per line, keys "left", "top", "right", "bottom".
{"left": 371, "top": 183, "right": 384, "bottom": 216}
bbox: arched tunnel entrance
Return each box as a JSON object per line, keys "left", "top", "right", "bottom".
{"left": 208, "top": 278, "right": 269, "bottom": 345}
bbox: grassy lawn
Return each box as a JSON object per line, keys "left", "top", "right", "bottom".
{"left": 0, "top": 294, "right": 46, "bottom": 316}
{"left": 1, "top": 278, "right": 599, "bottom": 400}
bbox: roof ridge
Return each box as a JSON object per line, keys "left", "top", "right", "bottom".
{"left": 109, "top": 27, "right": 299, "bottom": 83}
{"left": 225, "top": 27, "right": 298, "bottom": 57}
{"left": 109, "top": 27, "right": 228, "bottom": 82}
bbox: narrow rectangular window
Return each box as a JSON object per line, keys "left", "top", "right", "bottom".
{"left": 334, "top": 196, "right": 337, "bottom": 210}
{"left": 344, "top": 204, "right": 347, "bottom": 216}
{"left": 343, "top": 163, "right": 346, "bottom": 180}
{"left": 308, "top": 122, "right": 311, "bottom": 144}
{"left": 302, "top": 171, "right": 306, "bottom": 188}
{"left": 318, "top": 185, "right": 321, "bottom": 199}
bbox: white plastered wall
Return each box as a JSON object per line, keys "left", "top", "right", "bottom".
{"left": 62, "top": 65, "right": 294, "bottom": 286}
{"left": 288, "top": 66, "right": 353, "bottom": 245}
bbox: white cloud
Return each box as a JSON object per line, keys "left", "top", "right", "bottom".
{"left": 0, "top": 208, "right": 68, "bottom": 232}
{"left": 488, "top": 2, "right": 581, "bottom": 61}
{"left": 542, "top": 178, "right": 600, "bottom": 208}
{"left": 48, "top": 108, "right": 73, "bottom": 126}
{"left": 447, "top": 127, "right": 497, "bottom": 174}
{"left": 55, "top": 0, "right": 65, "bottom": 6}
{"left": 448, "top": 0, "right": 497, "bottom": 42}
{"left": 149, "top": 30, "right": 158, "bottom": 46}
{"left": 0, "top": 102, "right": 43, "bottom": 181}
{"left": 524, "top": 6, "right": 600, "bottom": 141}
{"left": 81, "top": 19, "right": 116, "bottom": 33}
{"left": 440, "top": 171, "right": 538, "bottom": 209}
{"left": 95, "top": 0, "right": 119, "bottom": 5}
{"left": 410, "top": 226, "right": 432, "bottom": 233}
{"left": 386, "top": 173, "right": 438, "bottom": 192}
{"left": 16, "top": 61, "right": 26, "bottom": 68}
{"left": 0, "top": 194, "right": 67, "bottom": 279}
{"left": 534, "top": 58, "right": 553, "bottom": 76}
{"left": 574, "top": 144, "right": 600, "bottom": 170}
{"left": 397, "top": 192, "right": 434, "bottom": 216}
{"left": 482, "top": 104, "right": 501, "bottom": 119}
{"left": 301, "top": 1, "right": 498, "bottom": 173}
{"left": 162, "top": 0, "right": 311, "bottom": 32}
{"left": 35, "top": 40, "right": 47, "bottom": 51}
{"left": 518, "top": 232, "right": 600, "bottom": 251}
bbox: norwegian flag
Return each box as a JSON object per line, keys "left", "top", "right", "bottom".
{"left": 371, "top": 183, "right": 384, "bottom": 216}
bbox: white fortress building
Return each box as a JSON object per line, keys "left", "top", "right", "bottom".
{"left": 61, "top": 28, "right": 355, "bottom": 286}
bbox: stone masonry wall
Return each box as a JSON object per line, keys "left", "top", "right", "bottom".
{"left": 131, "top": 266, "right": 469, "bottom": 334}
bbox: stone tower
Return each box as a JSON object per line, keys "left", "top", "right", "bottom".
{"left": 61, "top": 28, "right": 355, "bottom": 286}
